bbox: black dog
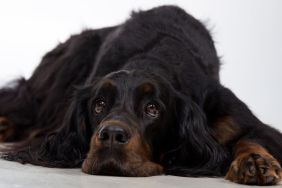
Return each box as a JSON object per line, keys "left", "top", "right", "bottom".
{"left": 0, "top": 6, "right": 281, "bottom": 185}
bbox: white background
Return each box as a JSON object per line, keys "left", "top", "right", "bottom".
{"left": 0, "top": 0, "right": 281, "bottom": 131}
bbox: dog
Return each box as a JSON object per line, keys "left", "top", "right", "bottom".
{"left": 0, "top": 5, "right": 281, "bottom": 185}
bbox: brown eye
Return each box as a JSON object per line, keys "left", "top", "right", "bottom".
{"left": 145, "top": 103, "right": 160, "bottom": 118}
{"left": 95, "top": 100, "right": 106, "bottom": 114}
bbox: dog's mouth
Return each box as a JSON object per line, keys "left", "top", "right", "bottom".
{"left": 81, "top": 122, "right": 163, "bottom": 177}
{"left": 82, "top": 146, "right": 163, "bottom": 177}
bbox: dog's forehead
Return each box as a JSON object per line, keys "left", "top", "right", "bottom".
{"left": 104, "top": 70, "right": 153, "bottom": 86}
{"left": 98, "top": 71, "right": 170, "bottom": 101}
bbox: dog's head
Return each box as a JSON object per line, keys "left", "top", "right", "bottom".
{"left": 80, "top": 70, "right": 177, "bottom": 176}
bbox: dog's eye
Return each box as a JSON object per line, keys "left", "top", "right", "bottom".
{"left": 95, "top": 100, "right": 106, "bottom": 114}
{"left": 145, "top": 103, "right": 160, "bottom": 118}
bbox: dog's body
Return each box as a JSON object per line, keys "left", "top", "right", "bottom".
{"left": 0, "top": 6, "right": 281, "bottom": 185}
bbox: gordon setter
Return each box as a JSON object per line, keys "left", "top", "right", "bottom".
{"left": 0, "top": 6, "right": 281, "bottom": 185}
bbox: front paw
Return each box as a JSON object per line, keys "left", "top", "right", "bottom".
{"left": 0, "top": 117, "right": 15, "bottom": 142}
{"left": 225, "top": 153, "right": 281, "bottom": 185}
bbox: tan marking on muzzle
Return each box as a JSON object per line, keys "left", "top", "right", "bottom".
{"left": 81, "top": 120, "right": 164, "bottom": 176}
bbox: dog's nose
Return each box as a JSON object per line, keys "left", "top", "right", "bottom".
{"left": 98, "top": 125, "right": 129, "bottom": 145}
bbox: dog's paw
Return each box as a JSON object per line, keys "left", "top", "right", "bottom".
{"left": 0, "top": 117, "right": 15, "bottom": 142}
{"left": 225, "top": 152, "right": 282, "bottom": 185}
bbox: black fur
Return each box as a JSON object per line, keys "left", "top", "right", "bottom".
{"left": 0, "top": 6, "right": 281, "bottom": 180}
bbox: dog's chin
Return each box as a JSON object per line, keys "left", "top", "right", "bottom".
{"left": 81, "top": 150, "right": 164, "bottom": 177}
{"left": 88, "top": 159, "right": 128, "bottom": 176}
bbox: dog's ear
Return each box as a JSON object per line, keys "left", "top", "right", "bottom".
{"left": 34, "top": 85, "right": 93, "bottom": 167}
{"left": 166, "top": 94, "right": 228, "bottom": 176}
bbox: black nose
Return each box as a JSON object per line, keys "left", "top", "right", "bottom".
{"left": 98, "top": 126, "right": 129, "bottom": 145}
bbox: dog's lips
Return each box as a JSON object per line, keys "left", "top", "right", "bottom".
{"left": 82, "top": 158, "right": 164, "bottom": 177}
{"left": 81, "top": 147, "right": 164, "bottom": 177}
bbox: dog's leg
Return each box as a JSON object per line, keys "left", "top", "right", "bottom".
{"left": 0, "top": 117, "right": 15, "bottom": 142}
{"left": 206, "top": 83, "right": 282, "bottom": 185}
{"left": 0, "top": 79, "right": 36, "bottom": 142}
{"left": 225, "top": 140, "right": 281, "bottom": 185}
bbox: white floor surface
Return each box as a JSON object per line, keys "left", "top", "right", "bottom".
{"left": 0, "top": 159, "right": 280, "bottom": 188}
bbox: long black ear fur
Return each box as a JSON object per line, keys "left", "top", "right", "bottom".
{"left": 166, "top": 94, "right": 229, "bottom": 177}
